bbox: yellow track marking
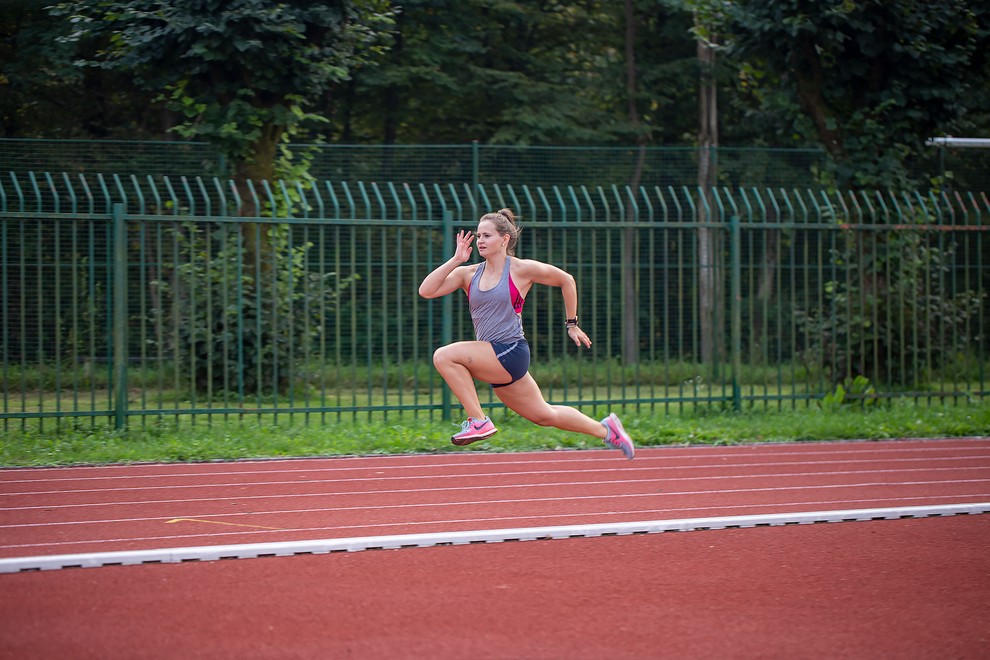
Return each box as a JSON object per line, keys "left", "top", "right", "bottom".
{"left": 165, "top": 518, "right": 283, "bottom": 531}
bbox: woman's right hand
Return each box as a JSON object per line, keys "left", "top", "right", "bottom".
{"left": 454, "top": 230, "right": 475, "bottom": 263}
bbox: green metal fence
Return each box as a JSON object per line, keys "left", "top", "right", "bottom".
{"left": 4, "top": 138, "right": 989, "bottom": 190}
{"left": 2, "top": 172, "right": 988, "bottom": 430}
{"left": 0, "top": 139, "right": 828, "bottom": 188}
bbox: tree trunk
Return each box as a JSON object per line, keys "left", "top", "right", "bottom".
{"left": 382, "top": 26, "right": 403, "bottom": 179}
{"left": 751, "top": 216, "right": 780, "bottom": 364}
{"left": 622, "top": 0, "right": 643, "bottom": 365}
{"left": 792, "top": 40, "right": 844, "bottom": 159}
{"left": 697, "top": 30, "right": 720, "bottom": 366}
{"left": 234, "top": 122, "right": 282, "bottom": 270}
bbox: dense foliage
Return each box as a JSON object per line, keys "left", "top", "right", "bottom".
{"left": 45, "top": 0, "right": 396, "bottom": 181}
{"left": 4, "top": 0, "right": 986, "bottom": 180}
{"left": 721, "top": 0, "right": 990, "bottom": 188}
{"left": 150, "top": 222, "right": 359, "bottom": 395}
{"left": 2, "top": 1, "right": 988, "bottom": 395}
{"left": 796, "top": 217, "right": 985, "bottom": 386}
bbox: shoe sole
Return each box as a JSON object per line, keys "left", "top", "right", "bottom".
{"left": 451, "top": 429, "right": 498, "bottom": 446}
{"left": 607, "top": 413, "right": 635, "bottom": 459}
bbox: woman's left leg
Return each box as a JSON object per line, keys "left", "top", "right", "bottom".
{"left": 433, "top": 340, "right": 512, "bottom": 419}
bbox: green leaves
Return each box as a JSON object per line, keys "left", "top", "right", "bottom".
{"left": 797, "top": 211, "right": 984, "bottom": 387}
{"left": 720, "top": 0, "right": 990, "bottom": 188}
{"left": 14, "top": 0, "right": 990, "bottom": 181}
{"left": 821, "top": 375, "right": 877, "bottom": 411}
{"left": 50, "top": 0, "right": 397, "bottom": 176}
{"left": 151, "top": 222, "right": 359, "bottom": 395}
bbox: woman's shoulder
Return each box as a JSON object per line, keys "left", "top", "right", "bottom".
{"left": 508, "top": 257, "right": 554, "bottom": 289}
{"left": 510, "top": 257, "right": 571, "bottom": 287}
{"left": 508, "top": 256, "right": 545, "bottom": 272}
{"left": 509, "top": 256, "right": 556, "bottom": 276}
{"left": 458, "top": 262, "right": 483, "bottom": 286}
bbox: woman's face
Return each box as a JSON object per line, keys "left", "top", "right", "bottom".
{"left": 474, "top": 220, "right": 506, "bottom": 257}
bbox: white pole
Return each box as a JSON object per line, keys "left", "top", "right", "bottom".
{"left": 926, "top": 137, "right": 990, "bottom": 148}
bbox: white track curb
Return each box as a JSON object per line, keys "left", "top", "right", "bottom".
{"left": 2, "top": 502, "right": 988, "bottom": 573}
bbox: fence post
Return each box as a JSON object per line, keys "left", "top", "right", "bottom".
{"left": 472, "top": 140, "right": 479, "bottom": 194}
{"left": 112, "top": 202, "right": 129, "bottom": 429}
{"left": 441, "top": 209, "right": 454, "bottom": 420}
{"left": 729, "top": 215, "right": 742, "bottom": 412}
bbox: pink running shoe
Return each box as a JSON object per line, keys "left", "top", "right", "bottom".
{"left": 601, "top": 413, "right": 635, "bottom": 459}
{"left": 451, "top": 416, "right": 498, "bottom": 446}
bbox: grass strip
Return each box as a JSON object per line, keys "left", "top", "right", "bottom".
{"left": 1, "top": 401, "right": 987, "bottom": 467}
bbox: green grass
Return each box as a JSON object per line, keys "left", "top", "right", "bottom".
{"left": 9, "top": 354, "right": 989, "bottom": 392}
{"left": 2, "top": 399, "right": 987, "bottom": 467}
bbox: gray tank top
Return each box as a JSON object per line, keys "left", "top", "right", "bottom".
{"left": 468, "top": 257, "right": 525, "bottom": 343}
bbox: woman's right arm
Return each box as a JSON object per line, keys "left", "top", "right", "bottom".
{"left": 418, "top": 230, "right": 474, "bottom": 299}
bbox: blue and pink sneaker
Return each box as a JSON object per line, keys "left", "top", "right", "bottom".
{"left": 602, "top": 413, "right": 635, "bottom": 459}
{"left": 451, "top": 416, "right": 498, "bottom": 446}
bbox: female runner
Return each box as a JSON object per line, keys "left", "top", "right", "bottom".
{"left": 418, "top": 208, "right": 635, "bottom": 459}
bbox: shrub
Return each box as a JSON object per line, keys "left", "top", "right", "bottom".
{"left": 150, "top": 222, "right": 357, "bottom": 394}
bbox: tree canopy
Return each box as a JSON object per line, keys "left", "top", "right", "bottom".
{"left": 2, "top": 0, "right": 989, "bottom": 188}
{"left": 47, "top": 0, "right": 396, "bottom": 180}
{"left": 719, "top": 0, "right": 990, "bottom": 187}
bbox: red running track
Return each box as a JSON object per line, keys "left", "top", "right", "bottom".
{"left": 2, "top": 515, "right": 987, "bottom": 659}
{"left": 1, "top": 438, "right": 989, "bottom": 658}
{"left": 1, "top": 438, "right": 988, "bottom": 558}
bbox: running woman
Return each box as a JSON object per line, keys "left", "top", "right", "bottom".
{"left": 418, "top": 208, "right": 635, "bottom": 459}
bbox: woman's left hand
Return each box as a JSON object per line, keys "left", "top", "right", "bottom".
{"left": 567, "top": 325, "right": 592, "bottom": 348}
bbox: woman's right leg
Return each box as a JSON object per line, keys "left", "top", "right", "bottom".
{"left": 432, "top": 341, "right": 512, "bottom": 419}
{"left": 492, "top": 373, "right": 606, "bottom": 438}
{"left": 494, "top": 373, "right": 635, "bottom": 459}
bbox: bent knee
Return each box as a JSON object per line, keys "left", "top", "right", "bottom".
{"left": 522, "top": 408, "right": 556, "bottom": 427}
{"left": 432, "top": 345, "right": 460, "bottom": 369}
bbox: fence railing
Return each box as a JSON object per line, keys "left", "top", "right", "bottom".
{"left": 4, "top": 138, "right": 989, "bottom": 191}
{"left": 2, "top": 172, "right": 988, "bottom": 430}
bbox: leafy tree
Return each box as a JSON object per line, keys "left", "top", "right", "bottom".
{"left": 152, "top": 223, "right": 358, "bottom": 395}
{"left": 46, "top": 0, "right": 395, "bottom": 394}
{"left": 796, "top": 215, "right": 984, "bottom": 387}
{"left": 718, "top": 0, "right": 990, "bottom": 189}
{"left": 0, "top": 0, "right": 162, "bottom": 139}
{"left": 682, "top": 0, "right": 990, "bottom": 384}
{"left": 49, "top": 0, "right": 396, "bottom": 184}
{"left": 334, "top": 0, "right": 614, "bottom": 145}
{"left": 336, "top": 0, "right": 698, "bottom": 147}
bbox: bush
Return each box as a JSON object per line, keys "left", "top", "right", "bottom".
{"left": 150, "top": 222, "right": 357, "bottom": 394}
{"left": 797, "top": 216, "right": 984, "bottom": 386}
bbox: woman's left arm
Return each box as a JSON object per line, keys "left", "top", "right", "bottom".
{"left": 518, "top": 259, "right": 591, "bottom": 348}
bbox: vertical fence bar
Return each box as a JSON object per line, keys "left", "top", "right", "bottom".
{"left": 0, "top": 183, "right": 7, "bottom": 432}
{"left": 472, "top": 140, "right": 480, "bottom": 200}
{"left": 441, "top": 209, "right": 453, "bottom": 420}
{"left": 729, "top": 215, "right": 742, "bottom": 411}
{"left": 112, "top": 202, "right": 128, "bottom": 429}
{"left": 974, "top": 193, "right": 986, "bottom": 396}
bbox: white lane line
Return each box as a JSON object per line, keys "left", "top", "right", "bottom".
{"left": 2, "top": 502, "right": 987, "bottom": 572}
{"left": 4, "top": 464, "right": 990, "bottom": 498}
{"left": 3, "top": 441, "right": 988, "bottom": 483}
{"left": 5, "top": 486, "right": 990, "bottom": 531}
{"left": 0, "top": 454, "right": 990, "bottom": 484}
{"left": 4, "top": 494, "right": 989, "bottom": 551}
{"left": 3, "top": 476, "right": 989, "bottom": 514}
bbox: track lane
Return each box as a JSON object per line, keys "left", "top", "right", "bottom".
{"left": 1, "top": 439, "right": 988, "bottom": 558}
{"left": 3, "top": 515, "right": 988, "bottom": 659}
{"left": 2, "top": 436, "right": 986, "bottom": 485}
